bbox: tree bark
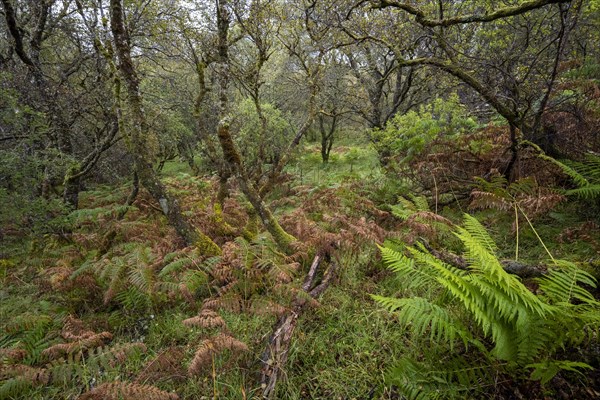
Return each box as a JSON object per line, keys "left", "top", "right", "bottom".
{"left": 109, "top": 0, "right": 219, "bottom": 253}
{"left": 214, "top": 0, "right": 296, "bottom": 254}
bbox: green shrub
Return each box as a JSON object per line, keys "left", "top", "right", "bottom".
{"left": 371, "top": 94, "right": 477, "bottom": 164}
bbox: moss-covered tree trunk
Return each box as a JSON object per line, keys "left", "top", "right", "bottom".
{"left": 191, "top": 50, "right": 231, "bottom": 203}
{"left": 110, "top": 0, "right": 219, "bottom": 253}
{"left": 214, "top": 0, "right": 295, "bottom": 254}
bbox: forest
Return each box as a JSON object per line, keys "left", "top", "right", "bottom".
{"left": 1, "top": 0, "right": 600, "bottom": 399}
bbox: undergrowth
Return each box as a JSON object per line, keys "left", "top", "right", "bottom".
{"left": 2, "top": 147, "right": 600, "bottom": 399}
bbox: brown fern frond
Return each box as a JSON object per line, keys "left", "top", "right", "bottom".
{"left": 210, "top": 262, "right": 235, "bottom": 283}
{"left": 42, "top": 332, "right": 113, "bottom": 360}
{"left": 108, "top": 343, "right": 147, "bottom": 367}
{"left": 469, "top": 190, "right": 513, "bottom": 212}
{"left": 135, "top": 347, "right": 187, "bottom": 384}
{"left": 408, "top": 211, "right": 453, "bottom": 226}
{"left": 268, "top": 265, "right": 294, "bottom": 284}
{"left": 202, "top": 295, "right": 245, "bottom": 313}
{"left": 0, "top": 364, "right": 49, "bottom": 384}
{"left": 178, "top": 283, "right": 195, "bottom": 304}
{"left": 61, "top": 316, "right": 96, "bottom": 341}
{"left": 215, "top": 280, "right": 239, "bottom": 297}
{"left": 187, "top": 334, "right": 248, "bottom": 376}
{"left": 518, "top": 191, "right": 566, "bottom": 219}
{"left": 77, "top": 381, "right": 179, "bottom": 400}
{"left": 0, "top": 348, "right": 27, "bottom": 363}
{"left": 182, "top": 309, "right": 226, "bottom": 329}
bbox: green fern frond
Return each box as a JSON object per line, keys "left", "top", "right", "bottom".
{"left": 70, "top": 258, "right": 97, "bottom": 280}
{"left": 201, "top": 256, "right": 222, "bottom": 273}
{"left": 565, "top": 156, "right": 600, "bottom": 182}
{"left": 378, "top": 245, "right": 436, "bottom": 290}
{"left": 387, "top": 357, "right": 489, "bottom": 400}
{"left": 537, "top": 260, "right": 598, "bottom": 305}
{"left": 161, "top": 251, "right": 180, "bottom": 265}
{"left": 528, "top": 360, "right": 593, "bottom": 385}
{"left": 115, "top": 287, "right": 151, "bottom": 310}
{"left": 377, "top": 213, "right": 600, "bottom": 394}
{"left": 390, "top": 204, "right": 413, "bottom": 221}
{"left": 460, "top": 214, "right": 497, "bottom": 253}
{"left": 404, "top": 248, "right": 488, "bottom": 333}
{"left": 538, "top": 154, "right": 589, "bottom": 186}
{"left": 516, "top": 315, "right": 558, "bottom": 365}
{"left": 391, "top": 195, "right": 430, "bottom": 221}
{"left": 182, "top": 270, "right": 209, "bottom": 293}
{"left": 3, "top": 314, "right": 53, "bottom": 335}
{"left": 371, "top": 295, "right": 472, "bottom": 348}
{"left": 565, "top": 184, "right": 600, "bottom": 199}
{"left": 128, "top": 265, "right": 155, "bottom": 295}
{"left": 408, "top": 195, "right": 430, "bottom": 212}
{"left": 508, "top": 177, "right": 538, "bottom": 196}
{"left": 159, "top": 258, "right": 193, "bottom": 277}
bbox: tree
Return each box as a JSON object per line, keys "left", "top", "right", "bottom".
{"left": 366, "top": 0, "right": 582, "bottom": 174}
{"left": 212, "top": 0, "right": 296, "bottom": 253}
{"left": 1, "top": 0, "right": 121, "bottom": 209}
{"left": 109, "top": 0, "right": 218, "bottom": 251}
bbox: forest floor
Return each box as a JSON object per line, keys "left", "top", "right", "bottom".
{"left": 2, "top": 141, "right": 600, "bottom": 399}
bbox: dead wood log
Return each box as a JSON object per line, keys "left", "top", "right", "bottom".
{"left": 424, "top": 243, "right": 547, "bottom": 278}
{"left": 260, "top": 250, "right": 338, "bottom": 399}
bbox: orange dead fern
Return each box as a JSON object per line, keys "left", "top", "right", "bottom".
{"left": 187, "top": 334, "right": 249, "bottom": 376}
{"left": 0, "top": 364, "right": 50, "bottom": 385}
{"left": 40, "top": 316, "right": 120, "bottom": 361}
{"left": 182, "top": 309, "right": 226, "bottom": 329}
{"left": 135, "top": 347, "right": 187, "bottom": 384}
{"left": 0, "top": 348, "right": 27, "bottom": 364}
{"left": 77, "top": 381, "right": 179, "bottom": 400}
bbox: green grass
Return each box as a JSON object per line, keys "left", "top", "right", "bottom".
{"left": 279, "top": 286, "right": 407, "bottom": 399}
{"left": 288, "top": 143, "right": 383, "bottom": 188}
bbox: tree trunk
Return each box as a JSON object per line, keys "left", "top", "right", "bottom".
{"left": 319, "top": 114, "right": 336, "bottom": 164}
{"left": 214, "top": 0, "right": 296, "bottom": 254}
{"left": 110, "top": 0, "right": 219, "bottom": 253}
{"left": 63, "top": 172, "right": 81, "bottom": 210}
{"left": 504, "top": 124, "right": 519, "bottom": 181}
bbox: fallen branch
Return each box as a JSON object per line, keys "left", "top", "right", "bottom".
{"left": 260, "top": 250, "right": 339, "bottom": 399}
{"left": 424, "top": 243, "right": 547, "bottom": 278}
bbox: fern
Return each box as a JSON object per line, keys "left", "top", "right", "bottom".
{"left": 0, "top": 377, "right": 33, "bottom": 400}
{"left": 566, "top": 184, "right": 600, "bottom": 199}
{"left": 390, "top": 195, "right": 430, "bottom": 221}
{"left": 538, "top": 154, "right": 589, "bottom": 186}
{"left": 375, "top": 214, "right": 600, "bottom": 399}
{"left": 158, "top": 258, "right": 194, "bottom": 277}
{"left": 528, "top": 360, "right": 594, "bottom": 385}
{"left": 537, "top": 260, "right": 597, "bottom": 305}
{"left": 542, "top": 154, "right": 600, "bottom": 199}
{"left": 387, "top": 357, "right": 491, "bottom": 400}
{"left": 77, "top": 381, "right": 179, "bottom": 400}
{"left": 371, "top": 295, "right": 473, "bottom": 349}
